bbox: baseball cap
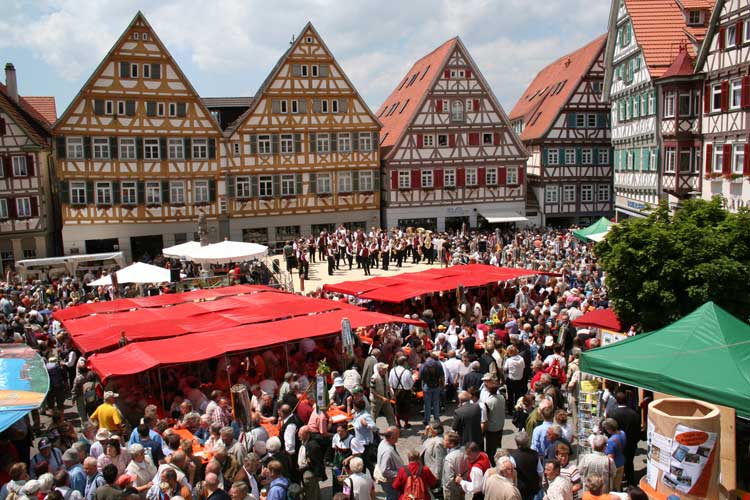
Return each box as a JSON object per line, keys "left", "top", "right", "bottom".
{"left": 104, "top": 391, "right": 119, "bottom": 399}
{"left": 481, "top": 373, "right": 495, "bottom": 382}
{"left": 333, "top": 377, "right": 344, "bottom": 388}
{"left": 38, "top": 437, "right": 52, "bottom": 449}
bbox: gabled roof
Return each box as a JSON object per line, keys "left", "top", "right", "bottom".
{"left": 694, "top": 0, "right": 726, "bottom": 71}
{"left": 509, "top": 34, "right": 607, "bottom": 142}
{"left": 680, "top": 0, "right": 714, "bottom": 9}
{"left": 54, "top": 11, "right": 223, "bottom": 136}
{"left": 624, "top": 0, "right": 715, "bottom": 78}
{"left": 21, "top": 97, "right": 57, "bottom": 126}
{"left": 202, "top": 97, "right": 254, "bottom": 108}
{"left": 659, "top": 45, "right": 696, "bottom": 78}
{"left": 376, "top": 38, "right": 457, "bottom": 150}
{"left": 0, "top": 82, "right": 53, "bottom": 147}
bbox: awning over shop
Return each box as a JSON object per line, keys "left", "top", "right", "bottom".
{"left": 0, "top": 344, "right": 49, "bottom": 432}
{"left": 572, "top": 308, "right": 623, "bottom": 332}
{"left": 580, "top": 302, "right": 750, "bottom": 418}
{"left": 479, "top": 210, "right": 528, "bottom": 223}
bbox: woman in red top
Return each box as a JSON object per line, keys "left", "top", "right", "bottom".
{"left": 392, "top": 449, "right": 438, "bottom": 500}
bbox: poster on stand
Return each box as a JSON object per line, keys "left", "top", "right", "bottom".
{"left": 661, "top": 424, "right": 718, "bottom": 495}
{"left": 600, "top": 329, "right": 628, "bottom": 346}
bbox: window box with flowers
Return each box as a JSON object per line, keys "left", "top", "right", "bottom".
{"left": 725, "top": 173, "right": 744, "bottom": 182}
{"left": 704, "top": 172, "right": 723, "bottom": 180}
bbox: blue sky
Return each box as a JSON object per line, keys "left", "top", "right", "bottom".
{"left": 0, "top": 0, "right": 610, "bottom": 118}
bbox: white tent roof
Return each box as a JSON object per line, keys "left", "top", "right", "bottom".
{"left": 184, "top": 240, "right": 268, "bottom": 265}
{"left": 162, "top": 241, "right": 202, "bottom": 259}
{"left": 89, "top": 262, "right": 172, "bottom": 286}
{"left": 587, "top": 229, "right": 611, "bottom": 243}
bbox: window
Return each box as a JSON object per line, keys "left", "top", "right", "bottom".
{"left": 236, "top": 177, "right": 251, "bottom": 198}
{"left": 693, "top": 147, "right": 701, "bottom": 173}
{"left": 664, "top": 92, "right": 675, "bottom": 118}
{"left": 565, "top": 148, "right": 576, "bottom": 165}
{"left": 0, "top": 199, "right": 7, "bottom": 219}
{"left": 311, "top": 65, "right": 319, "bottom": 77}
{"left": 712, "top": 84, "right": 722, "bottom": 112}
{"left": 665, "top": 147, "right": 676, "bottom": 173}
{"left": 105, "top": 101, "right": 113, "bottom": 115}
{"left": 163, "top": 138, "right": 183, "bottom": 160}
{"left": 444, "top": 168, "right": 456, "bottom": 187}
{"left": 193, "top": 138, "right": 208, "bottom": 159}
{"left": 421, "top": 169, "right": 433, "bottom": 188}
{"left": 359, "top": 133, "right": 372, "bottom": 151}
{"left": 575, "top": 114, "right": 585, "bottom": 128}
{"left": 144, "top": 138, "right": 160, "bottom": 160}
{"left": 317, "top": 133, "right": 330, "bottom": 153}
{"left": 259, "top": 175, "right": 273, "bottom": 197}
{"left": 599, "top": 148, "right": 610, "bottom": 164}
{"left": 281, "top": 174, "right": 297, "bottom": 195}
{"left": 437, "top": 134, "right": 448, "bottom": 147}
{"left": 482, "top": 133, "right": 493, "bottom": 146}
{"left": 92, "top": 138, "right": 109, "bottom": 160}
{"left": 648, "top": 92, "right": 655, "bottom": 115}
{"left": 271, "top": 134, "right": 290, "bottom": 155}
{"left": 142, "top": 32, "right": 149, "bottom": 41}
{"left": 563, "top": 185, "right": 576, "bottom": 203}
{"left": 301, "top": 65, "right": 308, "bottom": 77}
{"left": 130, "top": 63, "right": 138, "bottom": 78}
{"left": 119, "top": 138, "right": 136, "bottom": 160}
{"left": 332, "top": 100, "right": 338, "bottom": 113}
{"left": 306, "top": 36, "right": 313, "bottom": 43}
{"left": 746, "top": 19, "right": 750, "bottom": 43}
{"left": 338, "top": 133, "right": 351, "bottom": 152}
{"left": 486, "top": 167, "right": 497, "bottom": 185}
{"left": 587, "top": 113, "right": 597, "bottom": 128}
{"left": 451, "top": 101, "right": 464, "bottom": 121}
{"left": 545, "top": 186, "right": 559, "bottom": 203}
{"left": 734, "top": 144, "right": 745, "bottom": 174}
{"left": 465, "top": 168, "right": 477, "bottom": 186}
{"left": 121, "top": 181, "right": 137, "bottom": 205}
{"left": 145, "top": 181, "right": 161, "bottom": 204}
{"left": 15, "top": 197, "right": 31, "bottom": 218}
{"left": 678, "top": 93, "right": 691, "bottom": 116}
{"left": 95, "top": 182, "right": 112, "bottom": 205}
{"left": 143, "top": 64, "right": 151, "bottom": 79}
{"left": 581, "top": 184, "right": 594, "bottom": 202}
{"left": 727, "top": 24, "right": 737, "bottom": 48}
{"left": 232, "top": 142, "right": 240, "bottom": 156}
{"left": 280, "top": 100, "right": 288, "bottom": 114}
{"left": 359, "top": 171, "right": 373, "bottom": 191}
{"left": 133, "top": 32, "right": 139, "bottom": 40}
{"left": 507, "top": 166, "right": 519, "bottom": 185}
{"left": 398, "top": 170, "right": 410, "bottom": 189}
{"left": 597, "top": 184, "right": 610, "bottom": 202}
{"left": 321, "top": 100, "right": 328, "bottom": 113}
{"left": 713, "top": 144, "right": 723, "bottom": 173}
{"left": 67, "top": 137, "right": 84, "bottom": 159}
{"left": 117, "top": 101, "right": 125, "bottom": 115}
{"left": 316, "top": 173, "right": 331, "bottom": 194}
{"left": 11, "top": 156, "right": 27, "bottom": 177}
{"left": 168, "top": 102, "right": 177, "bottom": 116}
{"left": 338, "top": 172, "right": 352, "bottom": 193}
{"left": 157, "top": 103, "right": 165, "bottom": 116}
{"left": 548, "top": 148, "right": 559, "bottom": 165}
{"left": 688, "top": 10, "right": 702, "bottom": 25}
{"left": 582, "top": 148, "right": 593, "bottom": 165}
{"left": 730, "top": 79, "right": 742, "bottom": 109}
{"left": 291, "top": 100, "right": 299, "bottom": 113}
{"left": 70, "top": 182, "right": 86, "bottom": 205}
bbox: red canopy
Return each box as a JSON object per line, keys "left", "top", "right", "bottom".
{"left": 572, "top": 308, "right": 623, "bottom": 332}
{"left": 88, "top": 308, "right": 425, "bottom": 380}
{"left": 324, "top": 264, "right": 543, "bottom": 303}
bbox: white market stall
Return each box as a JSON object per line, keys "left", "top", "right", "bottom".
{"left": 88, "top": 262, "right": 173, "bottom": 286}
{"left": 162, "top": 241, "right": 202, "bottom": 259}
{"left": 175, "top": 240, "right": 268, "bottom": 265}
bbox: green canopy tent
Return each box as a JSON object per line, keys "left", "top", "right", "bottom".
{"left": 579, "top": 302, "right": 750, "bottom": 418}
{"left": 572, "top": 217, "right": 613, "bottom": 242}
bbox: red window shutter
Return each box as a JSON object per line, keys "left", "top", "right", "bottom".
{"left": 468, "top": 133, "right": 478, "bottom": 146}
{"left": 449, "top": 134, "right": 456, "bottom": 147}
{"left": 478, "top": 167, "right": 486, "bottom": 186}
{"left": 30, "top": 196, "right": 39, "bottom": 217}
{"left": 499, "top": 167, "right": 507, "bottom": 185}
{"left": 721, "top": 80, "right": 729, "bottom": 111}
{"left": 411, "top": 169, "right": 421, "bottom": 188}
{"left": 719, "top": 27, "right": 726, "bottom": 50}
{"left": 456, "top": 168, "right": 465, "bottom": 186}
{"left": 0, "top": 117, "right": 5, "bottom": 135}
{"left": 742, "top": 76, "right": 750, "bottom": 109}
{"left": 704, "top": 83, "right": 711, "bottom": 113}
{"left": 436, "top": 100, "right": 443, "bottom": 113}
{"left": 466, "top": 69, "right": 472, "bottom": 78}
{"left": 473, "top": 99, "right": 479, "bottom": 111}
{"left": 744, "top": 144, "right": 750, "bottom": 176}
{"left": 8, "top": 198, "right": 16, "bottom": 219}
{"left": 444, "top": 69, "right": 450, "bottom": 79}
{"left": 416, "top": 134, "right": 423, "bottom": 148}
{"left": 493, "top": 132, "right": 500, "bottom": 146}
{"left": 434, "top": 168, "right": 444, "bottom": 188}
{"left": 705, "top": 144, "right": 713, "bottom": 173}
{"left": 1, "top": 156, "right": 10, "bottom": 178}
{"left": 518, "top": 167, "right": 525, "bottom": 185}
{"left": 391, "top": 170, "right": 398, "bottom": 190}
{"left": 26, "top": 154, "right": 35, "bottom": 177}
{"left": 736, "top": 22, "right": 743, "bottom": 46}
{"left": 722, "top": 144, "right": 732, "bottom": 174}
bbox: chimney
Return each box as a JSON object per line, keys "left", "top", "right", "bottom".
{"left": 5, "top": 63, "right": 18, "bottom": 103}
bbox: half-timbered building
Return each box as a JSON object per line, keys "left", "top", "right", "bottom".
{"left": 53, "top": 12, "right": 225, "bottom": 261}
{"left": 224, "top": 23, "right": 381, "bottom": 248}
{"left": 376, "top": 38, "right": 528, "bottom": 232}
{"left": 695, "top": 0, "right": 750, "bottom": 211}
{"left": 603, "top": 0, "right": 713, "bottom": 219}
{"left": 509, "top": 35, "right": 613, "bottom": 226}
{"left": 0, "top": 64, "right": 57, "bottom": 268}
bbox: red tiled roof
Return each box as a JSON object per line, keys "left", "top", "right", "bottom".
{"left": 680, "top": 0, "right": 714, "bottom": 9}
{"left": 21, "top": 96, "right": 57, "bottom": 125}
{"left": 508, "top": 35, "right": 607, "bottom": 142}
{"left": 659, "top": 45, "right": 695, "bottom": 78}
{"left": 0, "top": 83, "right": 52, "bottom": 146}
{"left": 375, "top": 38, "right": 457, "bottom": 149}
{"left": 625, "top": 0, "right": 714, "bottom": 78}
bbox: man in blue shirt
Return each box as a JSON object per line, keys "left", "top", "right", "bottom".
{"left": 531, "top": 403, "right": 554, "bottom": 454}
{"left": 128, "top": 416, "right": 163, "bottom": 448}
{"left": 351, "top": 398, "right": 377, "bottom": 473}
{"left": 62, "top": 448, "right": 87, "bottom": 494}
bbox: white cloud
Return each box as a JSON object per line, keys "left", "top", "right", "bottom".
{"left": 1, "top": 0, "right": 610, "bottom": 111}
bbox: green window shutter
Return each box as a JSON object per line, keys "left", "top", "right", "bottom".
{"left": 137, "top": 181, "right": 145, "bottom": 203}
{"left": 56, "top": 137, "right": 66, "bottom": 159}
{"left": 208, "top": 179, "right": 216, "bottom": 201}
{"left": 184, "top": 138, "right": 192, "bottom": 160}
{"left": 162, "top": 181, "right": 169, "bottom": 203}
{"left": 112, "top": 181, "right": 120, "bottom": 205}
{"left": 352, "top": 171, "right": 360, "bottom": 192}
{"left": 146, "top": 101, "right": 156, "bottom": 117}
{"left": 85, "top": 181, "right": 94, "bottom": 204}
{"left": 271, "top": 134, "right": 279, "bottom": 154}
{"left": 151, "top": 63, "right": 161, "bottom": 79}
{"left": 83, "top": 137, "right": 92, "bottom": 160}
{"left": 249, "top": 135, "right": 257, "bottom": 154}
{"left": 593, "top": 147, "right": 599, "bottom": 164}
{"left": 250, "top": 176, "right": 258, "bottom": 197}
{"left": 110, "top": 137, "right": 118, "bottom": 160}
{"left": 272, "top": 174, "right": 280, "bottom": 196}
{"left": 596, "top": 113, "right": 606, "bottom": 128}
{"left": 295, "top": 174, "right": 302, "bottom": 195}
{"left": 271, "top": 100, "right": 280, "bottom": 114}
{"left": 294, "top": 134, "right": 302, "bottom": 153}
{"left": 351, "top": 133, "right": 358, "bottom": 151}
{"left": 136, "top": 137, "right": 143, "bottom": 160}
{"left": 227, "top": 177, "right": 235, "bottom": 198}
{"left": 567, "top": 113, "right": 577, "bottom": 128}
{"left": 310, "top": 133, "right": 317, "bottom": 153}
{"left": 541, "top": 148, "right": 548, "bottom": 166}
{"left": 94, "top": 99, "right": 104, "bottom": 116}
{"left": 208, "top": 138, "right": 216, "bottom": 159}
{"left": 60, "top": 181, "right": 69, "bottom": 204}
{"left": 119, "top": 62, "right": 129, "bottom": 78}
{"left": 309, "top": 173, "right": 316, "bottom": 194}
{"left": 125, "top": 100, "right": 136, "bottom": 116}
{"left": 159, "top": 137, "right": 167, "bottom": 160}
{"left": 176, "top": 103, "right": 186, "bottom": 117}
{"left": 331, "top": 133, "right": 338, "bottom": 152}
{"left": 576, "top": 148, "right": 582, "bottom": 165}
{"left": 299, "top": 99, "right": 308, "bottom": 113}
{"left": 372, "top": 170, "right": 380, "bottom": 191}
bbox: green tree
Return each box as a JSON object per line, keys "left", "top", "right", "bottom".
{"left": 596, "top": 197, "right": 750, "bottom": 331}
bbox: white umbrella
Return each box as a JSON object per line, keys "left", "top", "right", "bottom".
{"left": 184, "top": 240, "right": 268, "bottom": 265}
{"left": 89, "top": 262, "right": 172, "bottom": 286}
{"left": 162, "top": 241, "right": 202, "bottom": 259}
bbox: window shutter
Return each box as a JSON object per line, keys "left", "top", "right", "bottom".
{"left": 56, "top": 137, "right": 66, "bottom": 159}
{"left": 227, "top": 177, "right": 235, "bottom": 198}
{"left": 299, "top": 99, "right": 308, "bottom": 113}
{"left": 94, "top": 100, "right": 104, "bottom": 115}
{"left": 26, "top": 154, "right": 35, "bottom": 177}
{"left": 434, "top": 168, "right": 443, "bottom": 188}
{"left": 136, "top": 137, "right": 143, "bottom": 160}
{"left": 478, "top": 167, "right": 486, "bottom": 186}
{"left": 566, "top": 113, "right": 576, "bottom": 128}
{"left": 372, "top": 132, "right": 378, "bottom": 150}
{"left": 249, "top": 135, "right": 257, "bottom": 154}
{"left": 0, "top": 117, "right": 5, "bottom": 135}
{"left": 417, "top": 134, "right": 423, "bottom": 148}
{"left": 596, "top": 113, "right": 606, "bottom": 129}
{"left": 7, "top": 197, "right": 16, "bottom": 219}
{"left": 137, "top": 181, "right": 145, "bottom": 203}
{"left": 162, "top": 181, "right": 170, "bottom": 203}
{"left": 351, "top": 133, "right": 359, "bottom": 152}
{"left": 318, "top": 64, "right": 328, "bottom": 77}
{"left": 86, "top": 181, "right": 94, "bottom": 204}
{"left": 411, "top": 169, "right": 420, "bottom": 188}
{"left": 373, "top": 170, "right": 380, "bottom": 192}
{"left": 542, "top": 148, "right": 548, "bottom": 167}
{"left": 125, "top": 100, "right": 136, "bottom": 116}
{"left": 112, "top": 181, "right": 120, "bottom": 205}
{"left": 208, "top": 138, "right": 216, "bottom": 159}
{"left": 29, "top": 196, "right": 39, "bottom": 217}
{"left": 310, "top": 133, "right": 317, "bottom": 153}
{"left": 735, "top": 21, "right": 743, "bottom": 46}
{"left": 593, "top": 147, "right": 599, "bottom": 164}
{"left": 742, "top": 76, "right": 750, "bottom": 109}
{"left": 208, "top": 179, "right": 217, "bottom": 201}
{"left": 292, "top": 64, "right": 301, "bottom": 77}
{"left": 436, "top": 100, "right": 443, "bottom": 113}
{"left": 312, "top": 99, "right": 321, "bottom": 113}
{"left": 499, "top": 167, "right": 507, "bottom": 185}
{"left": 722, "top": 144, "right": 732, "bottom": 174}
{"left": 2, "top": 157, "right": 10, "bottom": 178}
{"left": 493, "top": 132, "right": 500, "bottom": 146}
{"left": 449, "top": 134, "right": 456, "bottom": 147}
{"left": 84, "top": 137, "right": 92, "bottom": 160}
{"left": 391, "top": 171, "right": 398, "bottom": 190}
{"left": 721, "top": 80, "right": 729, "bottom": 111}
{"left": 272, "top": 100, "right": 280, "bottom": 114}
{"left": 109, "top": 137, "right": 118, "bottom": 160}
{"left": 339, "top": 99, "right": 348, "bottom": 113}
{"left": 576, "top": 148, "right": 582, "bottom": 165}
{"left": 159, "top": 137, "right": 167, "bottom": 160}
{"left": 272, "top": 174, "right": 280, "bottom": 196}
{"left": 719, "top": 27, "right": 726, "bottom": 50}
{"left": 309, "top": 173, "right": 317, "bottom": 194}
{"left": 352, "top": 171, "right": 359, "bottom": 192}
{"left": 60, "top": 181, "right": 69, "bottom": 204}
{"left": 472, "top": 99, "right": 479, "bottom": 111}
{"left": 295, "top": 173, "right": 303, "bottom": 195}
{"left": 444, "top": 70, "right": 450, "bottom": 79}
{"left": 294, "top": 133, "right": 302, "bottom": 153}
{"left": 331, "top": 133, "right": 338, "bottom": 152}
{"left": 518, "top": 167, "right": 525, "bottom": 185}
{"left": 176, "top": 103, "right": 186, "bottom": 117}
{"left": 456, "top": 167, "right": 465, "bottom": 186}
{"left": 744, "top": 144, "right": 750, "bottom": 176}
{"left": 146, "top": 101, "right": 156, "bottom": 116}
{"left": 184, "top": 138, "right": 192, "bottom": 159}
{"left": 119, "top": 62, "right": 129, "bottom": 78}
{"left": 466, "top": 69, "right": 472, "bottom": 79}
{"left": 704, "top": 84, "right": 710, "bottom": 113}
{"left": 151, "top": 63, "right": 161, "bottom": 79}
{"left": 271, "top": 134, "right": 279, "bottom": 154}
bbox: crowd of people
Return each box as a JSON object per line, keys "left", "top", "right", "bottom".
{"left": 0, "top": 224, "right": 654, "bottom": 500}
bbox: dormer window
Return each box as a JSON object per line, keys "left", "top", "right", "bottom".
{"left": 133, "top": 32, "right": 139, "bottom": 40}
{"left": 142, "top": 33, "right": 149, "bottom": 41}
{"left": 687, "top": 10, "right": 703, "bottom": 26}
{"left": 306, "top": 36, "right": 313, "bottom": 43}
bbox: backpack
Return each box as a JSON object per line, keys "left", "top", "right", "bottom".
{"left": 547, "top": 357, "right": 565, "bottom": 384}
{"left": 422, "top": 363, "right": 441, "bottom": 389}
{"left": 402, "top": 465, "right": 428, "bottom": 500}
{"left": 83, "top": 382, "right": 99, "bottom": 405}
